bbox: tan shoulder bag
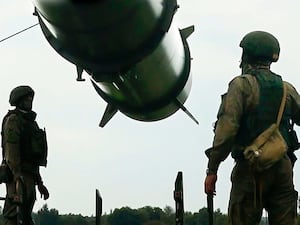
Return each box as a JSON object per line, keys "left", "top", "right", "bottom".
{"left": 243, "top": 83, "right": 288, "bottom": 171}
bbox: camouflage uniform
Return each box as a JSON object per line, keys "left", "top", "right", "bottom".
{"left": 2, "top": 109, "right": 47, "bottom": 225}
{"left": 208, "top": 70, "right": 299, "bottom": 225}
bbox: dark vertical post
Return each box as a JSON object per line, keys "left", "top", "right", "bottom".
{"left": 96, "top": 189, "right": 102, "bottom": 225}
{"left": 174, "top": 171, "right": 184, "bottom": 225}
{"left": 207, "top": 194, "right": 214, "bottom": 225}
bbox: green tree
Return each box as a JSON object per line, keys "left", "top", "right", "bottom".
{"left": 214, "top": 209, "right": 227, "bottom": 225}
{"left": 143, "top": 221, "right": 166, "bottom": 225}
{"left": 36, "top": 204, "right": 60, "bottom": 225}
{"left": 59, "top": 214, "right": 89, "bottom": 225}
{"left": 107, "top": 207, "right": 144, "bottom": 225}
{"left": 197, "top": 207, "right": 209, "bottom": 225}
{"left": 185, "top": 211, "right": 202, "bottom": 225}
{"left": 184, "top": 207, "right": 228, "bottom": 225}
{"left": 27, "top": 205, "right": 300, "bottom": 225}
{"left": 138, "top": 206, "right": 164, "bottom": 221}
{"left": 161, "top": 206, "right": 175, "bottom": 225}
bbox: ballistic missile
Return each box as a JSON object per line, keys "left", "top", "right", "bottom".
{"left": 31, "top": 0, "right": 197, "bottom": 127}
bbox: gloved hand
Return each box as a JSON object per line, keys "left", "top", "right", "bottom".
{"left": 204, "top": 174, "right": 217, "bottom": 195}
{"left": 38, "top": 183, "right": 50, "bottom": 200}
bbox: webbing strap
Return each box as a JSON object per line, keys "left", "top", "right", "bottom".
{"left": 276, "top": 83, "right": 287, "bottom": 125}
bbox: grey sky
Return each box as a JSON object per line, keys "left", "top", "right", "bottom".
{"left": 1, "top": 0, "right": 300, "bottom": 216}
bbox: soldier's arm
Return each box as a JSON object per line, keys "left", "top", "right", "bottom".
{"left": 286, "top": 81, "right": 300, "bottom": 125}
{"left": 4, "top": 114, "right": 22, "bottom": 180}
{"left": 36, "top": 167, "right": 43, "bottom": 185}
{"left": 207, "top": 76, "right": 254, "bottom": 174}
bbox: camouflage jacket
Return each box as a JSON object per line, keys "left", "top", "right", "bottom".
{"left": 2, "top": 109, "right": 43, "bottom": 183}
{"left": 208, "top": 68, "right": 300, "bottom": 174}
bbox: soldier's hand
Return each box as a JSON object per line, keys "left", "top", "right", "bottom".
{"left": 204, "top": 174, "right": 217, "bottom": 195}
{"left": 38, "top": 183, "right": 49, "bottom": 200}
{"left": 12, "top": 194, "right": 22, "bottom": 204}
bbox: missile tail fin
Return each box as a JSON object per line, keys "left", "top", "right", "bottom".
{"left": 99, "top": 104, "right": 118, "bottom": 127}
{"left": 76, "top": 66, "right": 85, "bottom": 81}
{"left": 175, "top": 99, "right": 199, "bottom": 125}
{"left": 180, "top": 25, "right": 195, "bottom": 39}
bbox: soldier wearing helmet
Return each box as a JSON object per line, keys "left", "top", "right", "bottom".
{"left": 1, "top": 85, "right": 49, "bottom": 225}
{"left": 204, "top": 31, "right": 299, "bottom": 225}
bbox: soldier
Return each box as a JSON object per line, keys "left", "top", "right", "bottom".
{"left": 1, "top": 85, "right": 49, "bottom": 225}
{"left": 204, "top": 31, "right": 299, "bottom": 225}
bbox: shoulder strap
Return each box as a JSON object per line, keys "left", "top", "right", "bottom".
{"left": 276, "top": 83, "right": 287, "bottom": 125}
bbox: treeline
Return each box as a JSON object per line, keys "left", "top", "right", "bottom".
{"left": 0, "top": 204, "right": 299, "bottom": 225}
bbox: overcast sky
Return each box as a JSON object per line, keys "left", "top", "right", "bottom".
{"left": 1, "top": 0, "right": 300, "bottom": 217}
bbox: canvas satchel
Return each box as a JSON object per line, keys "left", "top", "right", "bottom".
{"left": 243, "top": 83, "right": 287, "bottom": 171}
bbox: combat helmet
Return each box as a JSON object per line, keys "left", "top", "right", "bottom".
{"left": 9, "top": 85, "right": 35, "bottom": 106}
{"left": 240, "top": 31, "right": 280, "bottom": 62}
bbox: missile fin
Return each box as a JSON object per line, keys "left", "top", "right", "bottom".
{"left": 175, "top": 99, "right": 199, "bottom": 125}
{"left": 76, "top": 66, "right": 85, "bottom": 81}
{"left": 99, "top": 104, "right": 118, "bottom": 127}
{"left": 33, "top": 7, "right": 38, "bottom": 16}
{"left": 180, "top": 25, "right": 195, "bottom": 39}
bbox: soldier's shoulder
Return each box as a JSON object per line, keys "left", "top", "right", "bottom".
{"left": 229, "top": 74, "right": 256, "bottom": 88}
{"left": 284, "top": 80, "right": 300, "bottom": 97}
{"left": 4, "top": 111, "right": 21, "bottom": 126}
{"left": 231, "top": 74, "right": 255, "bottom": 82}
{"left": 284, "top": 80, "right": 296, "bottom": 90}
{"left": 227, "top": 75, "right": 258, "bottom": 98}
